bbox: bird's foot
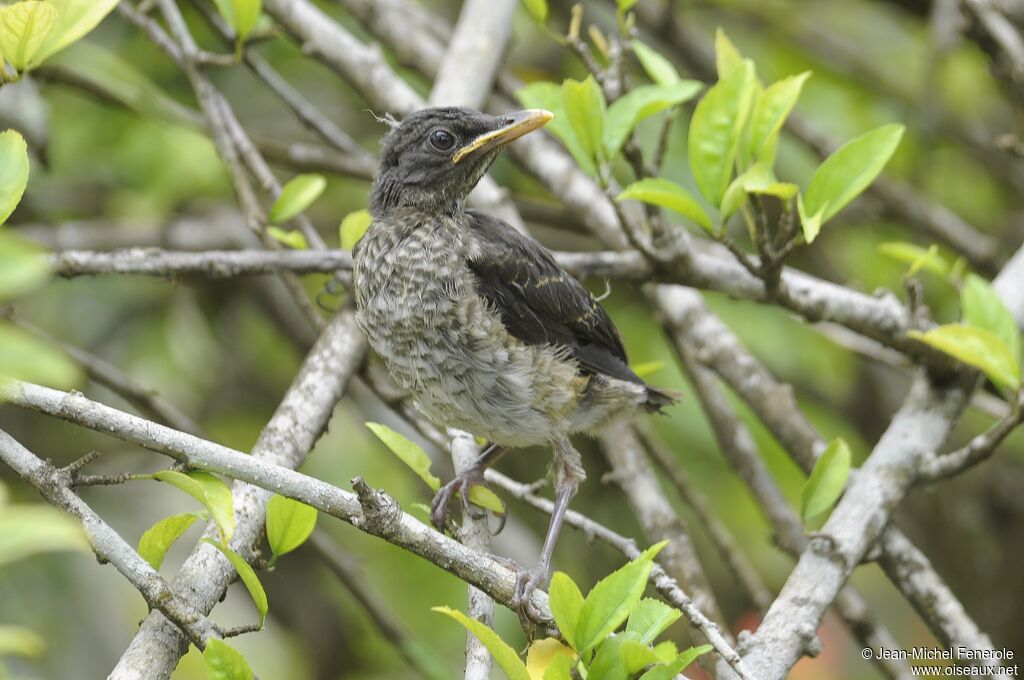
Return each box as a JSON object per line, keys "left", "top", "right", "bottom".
{"left": 511, "top": 563, "right": 549, "bottom": 623}
{"left": 430, "top": 469, "right": 487, "bottom": 533}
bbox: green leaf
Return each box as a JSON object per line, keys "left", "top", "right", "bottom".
{"left": 747, "top": 71, "right": 810, "bottom": 162}
{"left": 523, "top": 0, "right": 547, "bottom": 22}
{"left": 620, "top": 639, "right": 660, "bottom": 674}
{"left": 548, "top": 571, "right": 585, "bottom": 650}
{"left": 616, "top": 0, "right": 639, "bottom": 10}
{"left": 432, "top": 606, "right": 530, "bottom": 680}
{"left": 35, "top": 0, "right": 119, "bottom": 64}
{"left": 603, "top": 81, "right": 701, "bottom": 158}
{"left": 801, "top": 124, "right": 905, "bottom": 237}
{"left": 652, "top": 640, "right": 677, "bottom": 663}
{"left": 625, "top": 599, "right": 681, "bottom": 644}
{"left": 266, "top": 226, "right": 308, "bottom": 250}
{"left": 202, "top": 539, "right": 268, "bottom": 628}
{"left": 211, "top": 0, "right": 263, "bottom": 41}
{"left": 561, "top": 76, "right": 606, "bottom": 167}
{"left": 633, "top": 41, "right": 679, "bottom": 86}
{"left": 203, "top": 638, "right": 254, "bottom": 680}
{"left": 800, "top": 437, "right": 851, "bottom": 521}
{"left": 630, "top": 361, "right": 664, "bottom": 380}
{"left": 638, "top": 645, "right": 712, "bottom": 680}
{"left": 518, "top": 81, "right": 596, "bottom": 175}
{"left": 0, "top": 1, "right": 58, "bottom": 71}
{"left": 575, "top": 541, "right": 667, "bottom": 653}
{"left": 0, "top": 505, "right": 88, "bottom": 567}
{"left": 0, "top": 322, "right": 81, "bottom": 389}
{"left": 138, "top": 512, "right": 202, "bottom": 570}
{"left": 961, "top": 273, "right": 1021, "bottom": 365}
{"left": 150, "top": 470, "right": 235, "bottom": 543}
{"left": 266, "top": 494, "right": 317, "bottom": 558}
{"left": 525, "top": 638, "right": 575, "bottom": 680}
{"left": 0, "top": 230, "right": 48, "bottom": 300}
{"left": 0, "top": 129, "right": 30, "bottom": 225}
{"left": 0, "top": 626, "right": 44, "bottom": 658}
{"left": 365, "top": 422, "right": 441, "bottom": 491}
{"left": 796, "top": 193, "right": 828, "bottom": 244}
{"left": 877, "top": 242, "right": 950, "bottom": 277}
{"left": 714, "top": 28, "right": 744, "bottom": 78}
{"left": 269, "top": 173, "right": 326, "bottom": 224}
{"left": 721, "top": 163, "right": 798, "bottom": 221}
{"left": 339, "top": 209, "right": 372, "bottom": 250}
{"left": 909, "top": 325, "right": 1021, "bottom": 391}
{"left": 587, "top": 634, "right": 630, "bottom": 680}
{"left": 542, "top": 655, "right": 574, "bottom": 680}
{"left": 688, "top": 60, "right": 755, "bottom": 207}
{"left": 466, "top": 485, "right": 504, "bottom": 514}
{"left": 617, "top": 178, "right": 713, "bottom": 234}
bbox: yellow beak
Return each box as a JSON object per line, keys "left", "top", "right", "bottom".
{"left": 452, "top": 109, "right": 554, "bottom": 164}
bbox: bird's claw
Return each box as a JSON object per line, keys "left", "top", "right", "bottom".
{"left": 512, "top": 564, "right": 548, "bottom": 623}
{"left": 429, "top": 470, "right": 486, "bottom": 533}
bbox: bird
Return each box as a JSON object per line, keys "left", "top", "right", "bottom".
{"left": 352, "top": 106, "right": 678, "bottom": 614}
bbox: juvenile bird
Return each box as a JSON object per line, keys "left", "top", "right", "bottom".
{"left": 352, "top": 107, "right": 677, "bottom": 612}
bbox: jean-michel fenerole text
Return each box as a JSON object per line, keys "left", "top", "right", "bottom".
{"left": 870, "top": 646, "right": 1016, "bottom": 662}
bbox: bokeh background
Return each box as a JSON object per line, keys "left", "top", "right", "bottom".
{"left": 1, "top": 0, "right": 1022, "bottom": 678}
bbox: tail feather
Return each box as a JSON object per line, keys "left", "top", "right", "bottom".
{"left": 643, "top": 384, "right": 682, "bottom": 413}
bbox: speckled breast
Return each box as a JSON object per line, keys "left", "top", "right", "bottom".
{"left": 352, "top": 213, "right": 581, "bottom": 446}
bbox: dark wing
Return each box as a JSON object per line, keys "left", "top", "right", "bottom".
{"left": 464, "top": 209, "right": 641, "bottom": 384}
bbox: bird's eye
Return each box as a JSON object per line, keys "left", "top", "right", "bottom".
{"left": 429, "top": 129, "right": 455, "bottom": 151}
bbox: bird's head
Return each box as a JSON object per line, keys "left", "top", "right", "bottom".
{"left": 369, "top": 107, "right": 553, "bottom": 218}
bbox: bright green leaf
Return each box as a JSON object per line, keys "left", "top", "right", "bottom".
{"left": 211, "top": 0, "right": 263, "bottom": 41}
{"left": 721, "top": 163, "right": 796, "bottom": 220}
{"left": 0, "top": 231, "right": 49, "bottom": 300}
{"left": 633, "top": 41, "right": 679, "bottom": 86}
{"left": 626, "top": 599, "right": 681, "bottom": 644}
{"left": 0, "top": 322, "right": 81, "bottom": 389}
{"left": 542, "top": 654, "right": 574, "bottom": 680}
{"left": 617, "top": 178, "right": 713, "bottom": 234}
{"left": 0, "top": 626, "right": 44, "bottom": 658}
{"left": 202, "top": 539, "right": 268, "bottom": 628}
{"left": 909, "top": 325, "right": 1021, "bottom": 391}
{"left": 587, "top": 633, "right": 632, "bottom": 680}
{"left": 526, "top": 638, "right": 575, "bottom": 680}
{"left": 747, "top": 72, "right": 810, "bottom": 162}
{"left": 878, "top": 242, "right": 950, "bottom": 276}
{"left": 35, "top": 0, "right": 119, "bottom": 64}
{"left": 266, "top": 227, "right": 308, "bottom": 250}
{"left": 652, "top": 640, "right": 677, "bottom": 663}
{"left": 714, "top": 28, "right": 743, "bottom": 78}
{"left": 620, "top": 639, "right": 660, "bottom": 674}
{"left": 339, "top": 209, "right": 372, "bottom": 250}
{"left": 432, "top": 606, "right": 530, "bottom": 680}
{"left": 150, "top": 470, "right": 235, "bottom": 543}
{"left": 0, "top": 504, "right": 88, "bottom": 567}
{"left": 0, "top": 129, "right": 29, "bottom": 225}
{"left": 561, "top": 76, "right": 606, "bottom": 167}
{"left": 0, "top": 1, "right": 58, "bottom": 71}
{"left": 688, "top": 61, "right": 755, "bottom": 207}
{"left": 138, "top": 512, "right": 202, "bottom": 570}
{"left": 639, "top": 645, "right": 712, "bottom": 680}
{"left": 603, "top": 81, "right": 701, "bottom": 158}
{"left": 616, "top": 0, "right": 639, "bottom": 10}
{"left": 466, "top": 485, "right": 504, "bottom": 514}
{"left": 800, "top": 437, "right": 851, "bottom": 521}
{"left": 365, "top": 422, "right": 441, "bottom": 491}
{"left": 266, "top": 494, "right": 317, "bottom": 557}
{"left": 518, "top": 81, "right": 596, "bottom": 175}
{"left": 575, "top": 541, "right": 667, "bottom": 653}
{"left": 269, "top": 173, "right": 326, "bottom": 224}
{"left": 796, "top": 194, "right": 828, "bottom": 244}
{"left": 523, "top": 0, "right": 547, "bottom": 22}
{"left": 961, "top": 273, "right": 1021, "bottom": 365}
{"left": 548, "top": 571, "right": 585, "bottom": 650}
{"left": 630, "top": 361, "right": 664, "bottom": 380}
{"left": 802, "top": 124, "right": 904, "bottom": 232}
{"left": 203, "top": 638, "right": 254, "bottom": 680}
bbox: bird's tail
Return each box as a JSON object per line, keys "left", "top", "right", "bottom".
{"left": 642, "top": 384, "right": 682, "bottom": 414}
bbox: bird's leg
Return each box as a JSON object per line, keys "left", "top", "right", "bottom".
{"left": 430, "top": 442, "right": 509, "bottom": 532}
{"left": 512, "top": 436, "right": 584, "bottom": 620}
